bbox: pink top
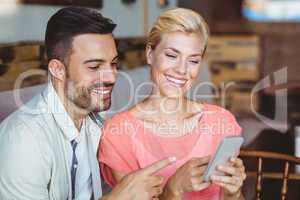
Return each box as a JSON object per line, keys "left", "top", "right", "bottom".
{"left": 99, "top": 104, "right": 242, "bottom": 200}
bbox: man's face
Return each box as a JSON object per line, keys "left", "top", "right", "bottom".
{"left": 64, "top": 33, "right": 118, "bottom": 112}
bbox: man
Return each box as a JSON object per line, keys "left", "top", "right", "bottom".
{"left": 0, "top": 7, "right": 175, "bottom": 200}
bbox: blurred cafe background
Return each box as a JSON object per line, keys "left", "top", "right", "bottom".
{"left": 0, "top": 0, "right": 299, "bottom": 199}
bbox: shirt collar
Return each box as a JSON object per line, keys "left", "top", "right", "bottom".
{"left": 42, "top": 80, "right": 103, "bottom": 142}
{"left": 42, "top": 81, "right": 82, "bottom": 142}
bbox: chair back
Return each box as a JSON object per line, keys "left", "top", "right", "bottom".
{"left": 240, "top": 150, "right": 300, "bottom": 200}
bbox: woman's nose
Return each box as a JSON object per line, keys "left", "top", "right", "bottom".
{"left": 174, "top": 60, "right": 187, "bottom": 75}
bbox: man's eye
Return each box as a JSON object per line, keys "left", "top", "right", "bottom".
{"left": 88, "top": 66, "right": 99, "bottom": 70}
{"left": 111, "top": 62, "right": 118, "bottom": 68}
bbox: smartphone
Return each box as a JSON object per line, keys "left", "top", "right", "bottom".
{"left": 203, "top": 136, "right": 244, "bottom": 182}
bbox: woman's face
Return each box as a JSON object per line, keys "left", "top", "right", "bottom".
{"left": 147, "top": 31, "right": 205, "bottom": 98}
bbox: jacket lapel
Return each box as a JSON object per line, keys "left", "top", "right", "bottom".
{"left": 86, "top": 117, "right": 102, "bottom": 200}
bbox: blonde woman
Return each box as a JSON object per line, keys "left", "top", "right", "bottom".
{"left": 99, "top": 8, "right": 246, "bottom": 200}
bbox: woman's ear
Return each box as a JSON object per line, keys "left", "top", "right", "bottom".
{"left": 146, "top": 45, "right": 154, "bottom": 65}
{"left": 48, "top": 59, "right": 66, "bottom": 81}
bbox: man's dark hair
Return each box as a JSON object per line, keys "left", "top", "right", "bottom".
{"left": 45, "top": 6, "right": 116, "bottom": 62}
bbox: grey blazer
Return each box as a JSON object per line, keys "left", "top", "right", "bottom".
{"left": 0, "top": 83, "right": 103, "bottom": 200}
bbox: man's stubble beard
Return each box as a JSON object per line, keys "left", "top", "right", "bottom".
{"left": 65, "top": 80, "right": 112, "bottom": 113}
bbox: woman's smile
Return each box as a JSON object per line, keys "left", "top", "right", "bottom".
{"left": 165, "top": 74, "right": 188, "bottom": 88}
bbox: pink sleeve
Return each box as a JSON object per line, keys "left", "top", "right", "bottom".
{"left": 208, "top": 106, "right": 243, "bottom": 156}
{"left": 220, "top": 107, "right": 242, "bottom": 137}
{"left": 220, "top": 108, "right": 243, "bottom": 157}
{"left": 98, "top": 115, "right": 139, "bottom": 187}
{"left": 227, "top": 113, "right": 242, "bottom": 137}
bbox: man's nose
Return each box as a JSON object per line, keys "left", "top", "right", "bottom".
{"left": 104, "top": 68, "right": 117, "bottom": 83}
{"left": 96, "top": 68, "right": 117, "bottom": 84}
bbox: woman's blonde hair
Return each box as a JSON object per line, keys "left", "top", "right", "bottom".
{"left": 147, "top": 8, "right": 209, "bottom": 52}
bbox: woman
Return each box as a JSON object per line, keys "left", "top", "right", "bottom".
{"left": 99, "top": 8, "right": 246, "bottom": 200}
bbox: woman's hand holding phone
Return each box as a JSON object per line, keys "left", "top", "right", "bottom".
{"left": 210, "top": 156, "right": 246, "bottom": 199}
{"left": 202, "top": 136, "right": 246, "bottom": 199}
{"left": 162, "top": 156, "right": 211, "bottom": 199}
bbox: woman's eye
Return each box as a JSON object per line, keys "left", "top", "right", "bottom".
{"left": 166, "top": 53, "right": 177, "bottom": 58}
{"left": 190, "top": 60, "right": 200, "bottom": 64}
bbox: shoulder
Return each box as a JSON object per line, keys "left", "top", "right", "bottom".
{"left": 0, "top": 111, "right": 47, "bottom": 149}
{"left": 0, "top": 117, "right": 50, "bottom": 198}
{"left": 0, "top": 105, "right": 51, "bottom": 139}
{"left": 202, "top": 103, "right": 242, "bottom": 136}
{"left": 0, "top": 109, "right": 38, "bottom": 138}
{"left": 203, "top": 103, "right": 236, "bottom": 120}
{"left": 0, "top": 92, "right": 50, "bottom": 131}
{"left": 0, "top": 98, "right": 56, "bottom": 158}
{"left": 104, "top": 111, "right": 133, "bottom": 127}
{"left": 0, "top": 117, "right": 45, "bottom": 171}
{"left": 103, "top": 111, "right": 137, "bottom": 138}
{"left": 187, "top": 101, "right": 237, "bottom": 122}
{"left": 0, "top": 97, "right": 57, "bottom": 177}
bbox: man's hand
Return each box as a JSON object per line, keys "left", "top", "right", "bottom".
{"left": 161, "top": 156, "right": 211, "bottom": 199}
{"left": 102, "top": 156, "right": 176, "bottom": 200}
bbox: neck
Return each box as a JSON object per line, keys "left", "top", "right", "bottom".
{"left": 52, "top": 80, "right": 89, "bottom": 131}
{"left": 148, "top": 89, "right": 188, "bottom": 120}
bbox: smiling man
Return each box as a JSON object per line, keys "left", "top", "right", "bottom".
{"left": 0, "top": 7, "right": 175, "bottom": 200}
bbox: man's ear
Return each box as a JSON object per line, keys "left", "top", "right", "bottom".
{"left": 48, "top": 59, "right": 66, "bottom": 81}
{"left": 146, "top": 45, "right": 154, "bottom": 65}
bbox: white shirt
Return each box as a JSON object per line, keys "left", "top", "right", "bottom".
{"left": 65, "top": 120, "right": 93, "bottom": 200}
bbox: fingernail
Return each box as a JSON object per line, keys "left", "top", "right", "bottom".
{"left": 169, "top": 156, "right": 177, "bottom": 162}
{"left": 192, "top": 184, "right": 200, "bottom": 190}
{"left": 230, "top": 157, "right": 235, "bottom": 162}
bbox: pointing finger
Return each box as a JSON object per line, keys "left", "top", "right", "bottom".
{"left": 141, "top": 156, "right": 176, "bottom": 176}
